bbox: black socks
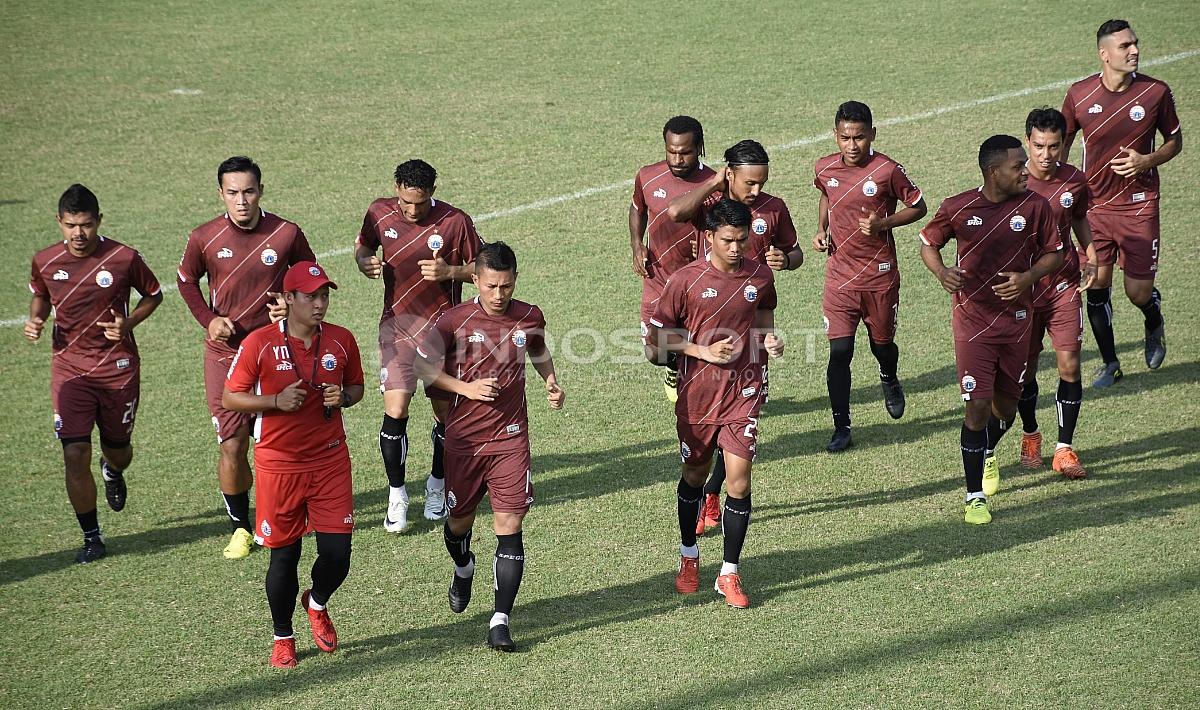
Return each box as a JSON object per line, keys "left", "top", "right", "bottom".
{"left": 722, "top": 494, "right": 752, "bottom": 565}
{"left": 494, "top": 532, "right": 525, "bottom": 616}
{"left": 1086, "top": 288, "right": 1119, "bottom": 364}
{"left": 961, "top": 426, "right": 987, "bottom": 494}
{"left": 223, "top": 491, "right": 252, "bottom": 533}
{"left": 380, "top": 415, "right": 409, "bottom": 488}
{"left": 677, "top": 479, "right": 702, "bottom": 548}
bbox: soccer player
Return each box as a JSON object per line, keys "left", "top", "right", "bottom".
{"left": 647, "top": 198, "right": 784, "bottom": 608}
{"left": 178, "top": 156, "right": 316, "bottom": 560}
{"left": 355, "top": 159, "right": 484, "bottom": 531}
{"left": 1062, "top": 19, "right": 1183, "bottom": 387}
{"left": 1018, "top": 107, "right": 1099, "bottom": 480}
{"left": 630, "top": 115, "right": 716, "bottom": 403}
{"left": 222, "top": 262, "right": 364, "bottom": 669}
{"left": 812, "top": 101, "right": 927, "bottom": 453}
{"left": 26, "top": 184, "right": 163, "bottom": 563}
{"left": 415, "top": 242, "right": 565, "bottom": 651}
{"left": 919, "top": 135, "right": 1063, "bottom": 524}
{"left": 667, "top": 139, "right": 801, "bottom": 534}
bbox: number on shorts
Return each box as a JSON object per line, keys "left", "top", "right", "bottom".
{"left": 743, "top": 417, "right": 759, "bottom": 439}
{"left": 1151, "top": 238, "right": 1159, "bottom": 267}
{"left": 122, "top": 398, "right": 138, "bottom": 425}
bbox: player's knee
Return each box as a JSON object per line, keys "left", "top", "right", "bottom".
{"left": 219, "top": 432, "right": 249, "bottom": 459}
{"left": 828, "top": 336, "right": 855, "bottom": 367}
{"left": 681, "top": 464, "right": 708, "bottom": 488}
{"left": 1124, "top": 279, "right": 1154, "bottom": 306}
{"left": 383, "top": 401, "right": 411, "bottom": 418}
{"left": 992, "top": 396, "right": 1018, "bottom": 422}
{"left": 963, "top": 401, "right": 991, "bottom": 430}
{"left": 492, "top": 513, "right": 524, "bottom": 537}
{"left": 315, "top": 532, "right": 352, "bottom": 566}
{"left": 101, "top": 442, "right": 133, "bottom": 470}
{"left": 61, "top": 441, "right": 91, "bottom": 469}
{"left": 1057, "top": 353, "right": 1081, "bottom": 382}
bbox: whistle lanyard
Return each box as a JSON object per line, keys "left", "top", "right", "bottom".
{"left": 281, "top": 319, "right": 322, "bottom": 390}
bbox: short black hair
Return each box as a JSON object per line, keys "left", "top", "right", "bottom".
{"left": 1097, "top": 19, "right": 1131, "bottom": 45}
{"left": 704, "top": 197, "right": 752, "bottom": 233}
{"left": 978, "top": 134, "right": 1023, "bottom": 171}
{"left": 217, "top": 156, "right": 261, "bottom": 187}
{"left": 835, "top": 101, "right": 873, "bottom": 127}
{"left": 723, "top": 139, "right": 769, "bottom": 166}
{"left": 477, "top": 241, "right": 516, "bottom": 273}
{"left": 57, "top": 184, "right": 100, "bottom": 218}
{"left": 394, "top": 159, "right": 437, "bottom": 191}
{"left": 1025, "top": 106, "right": 1067, "bottom": 138}
{"left": 662, "top": 115, "right": 704, "bottom": 156}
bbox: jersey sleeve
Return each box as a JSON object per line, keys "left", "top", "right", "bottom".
{"left": 649, "top": 274, "right": 686, "bottom": 329}
{"left": 918, "top": 202, "right": 955, "bottom": 248}
{"left": 812, "top": 161, "right": 827, "bottom": 195}
{"left": 29, "top": 257, "right": 48, "bottom": 298}
{"left": 454, "top": 214, "right": 485, "bottom": 266}
{"left": 1062, "top": 87, "right": 1080, "bottom": 137}
{"left": 890, "top": 163, "right": 923, "bottom": 207}
{"left": 1034, "top": 201, "right": 1063, "bottom": 257}
{"left": 290, "top": 227, "right": 317, "bottom": 263}
{"left": 177, "top": 232, "right": 217, "bottom": 327}
{"left": 129, "top": 251, "right": 162, "bottom": 297}
{"left": 355, "top": 206, "right": 380, "bottom": 251}
{"left": 757, "top": 275, "right": 778, "bottom": 311}
{"left": 1157, "top": 84, "right": 1182, "bottom": 136}
{"left": 225, "top": 333, "right": 263, "bottom": 393}
{"left": 631, "top": 170, "right": 646, "bottom": 211}
{"left": 1073, "top": 181, "right": 1090, "bottom": 220}
{"left": 772, "top": 203, "right": 799, "bottom": 252}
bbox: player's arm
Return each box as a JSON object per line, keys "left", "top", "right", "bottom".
{"left": 177, "top": 237, "right": 226, "bottom": 333}
{"left": 754, "top": 308, "right": 784, "bottom": 359}
{"left": 1073, "top": 215, "right": 1098, "bottom": 291}
{"left": 649, "top": 324, "right": 736, "bottom": 365}
{"left": 223, "top": 381, "right": 305, "bottom": 413}
{"left": 667, "top": 169, "right": 725, "bottom": 223}
{"left": 1061, "top": 130, "right": 1078, "bottom": 164}
{"left": 920, "top": 243, "right": 966, "bottom": 294}
{"left": 527, "top": 333, "right": 565, "bottom": 409}
{"left": 24, "top": 292, "right": 51, "bottom": 341}
{"left": 1110, "top": 129, "right": 1183, "bottom": 177}
{"left": 355, "top": 242, "right": 382, "bottom": 279}
{"left": 875, "top": 198, "right": 927, "bottom": 232}
{"left": 414, "top": 351, "right": 499, "bottom": 402}
{"left": 629, "top": 202, "right": 649, "bottom": 277}
{"left": 812, "top": 193, "right": 831, "bottom": 251}
{"left": 994, "top": 249, "right": 1063, "bottom": 301}
{"left": 99, "top": 290, "right": 163, "bottom": 341}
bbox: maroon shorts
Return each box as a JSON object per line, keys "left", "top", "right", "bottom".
{"left": 822, "top": 284, "right": 899, "bottom": 343}
{"left": 379, "top": 321, "right": 419, "bottom": 393}
{"left": 205, "top": 347, "right": 253, "bottom": 442}
{"left": 52, "top": 370, "right": 139, "bottom": 445}
{"left": 1087, "top": 210, "right": 1160, "bottom": 281}
{"left": 254, "top": 459, "right": 354, "bottom": 548}
{"left": 445, "top": 445, "right": 533, "bottom": 518}
{"left": 954, "top": 338, "right": 1027, "bottom": 402}
{"left": 1029, "top": 284, "right": 1084, "bottom": 358}
{"left": 677, "top": 417, "right": 759, "bottom": 465}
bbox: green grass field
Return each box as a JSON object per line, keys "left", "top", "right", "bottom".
{"left": 2, "top": 1, "right": 1198, "bottom": 707}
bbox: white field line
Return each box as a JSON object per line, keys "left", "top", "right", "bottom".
{"left": 5, "top": 49, "right": 1196, "bottom": 328}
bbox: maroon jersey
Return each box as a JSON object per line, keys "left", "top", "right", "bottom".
{"left": 920, "top": 189, "right": 1062, "bottom": 343}
{"left": 177, "top": 210, "right": 315, "bottom": 352}
{"left": 697, "top": 191, "right": 798, "bottom": 265}
{"left": 418, "top": 298, "right": 546, "bottom": 455}
{"left": 356, "top": 198, "right": 484, "bottom": 342}
{"left": 631, "top": 161, "right": 716, "bottom": 283}
{"left": 1062, "top": 73, "right": 1180, "bottom": 213}
{"left": 30, "top": 237, "right": 162, "bottom": 388}
{"left": 1026, "top": 163, "right": 1089, "bottom": 308}
{"left": 814, "top": 150, "right": 923, "bottom": 292}
{"left": 650, "top": 258, "right": 778, "bottom": 424}
{"left": 226, "top": 320, "right": 364, "bottom": 473}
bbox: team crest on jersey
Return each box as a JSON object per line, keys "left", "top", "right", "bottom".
{"left": 53, "top": 413, "right": 62, "bottom": 432}
{"left": 652, "top": 187, "right": 667, "bottom": 199}
{"left": 427, "top": 233, "right": 444, "bottom": 251}
{"left": 1129, "top": 105, "right": 1146, "bottom": 122}
{"left": 1060, "top": 192, "right": 1074, "bottom": 208}
{"left": 966, "top": 216, "right": 983, "bottom": 226}
{"left": 680, "top": 441, "right": 691, "bottom": 460}
{"left": 822, "top": 314, "right": 830, "bottom": 333}
{"left": 862, "top": 180, "right": 878, "bottom": 197}
{"left": 961, "top": 375, "right": 976, "bottom": 393}
{"left": 321, "top": 353, "right": 338, "bottom": 371}
{"left": 447, "top": 491, "right": 458, "bottom": 509}
{"left": 95, "top": 270, "right": 113, "bottom": 288}
{"left": 261, "top": 248, "right": 278, "bottom": 265}
{"left": 1009, "top": 215, "right": 1026, "bottom": 232}
{"left": 751, "top": 218, "right": 768, "bottom": 235}
{"left": 260, "top": 520, "right": 272, "bottom": 538}
{"left": 743, "top": 284, "right": 758, "bottom": 302}
{"left": 52, "top": 269, "right": 69, "bottom": 280}
{"left": 384, "top": 227, "right": 398, "bottom": 239}
{"left": 217, "top": 247, "right": 233, "bottom": 259}
{"left": 826, "top": 177, "right": 840, "bottom": 188}
{"left": 511, "top": 329, "right": 527, "bottom": 347}
{"left": 379, "top": 367, "right": 388, "bottom": 383}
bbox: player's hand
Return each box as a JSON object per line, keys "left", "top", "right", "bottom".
{"left": 631, "top": 240, "right": 649, "bottom": 278}
{"left": 993, "top": 271, "right": 1032, "bottom": 301}
{"left": 765, "top": 246, "right": 787, "bottom": 271}
{"left": 24, "top": 316, "right": 45, "bottom": 341}
{"left": 938, "top": 266, "right": 967, "bottom": 294}
{"left": 546, "top": 380, "right": 566, "bottom": 409}
{"left": 812, "top": 230, "right": 830, "bottom": 253}
{"left": 418, "top": 249, "right": 451, "bottom": 281}
{"left": 357, "top": 253, "right": 383, "bottom": 279}
{"left": 1078, "top": 263, "right": 1098, "bottom": 292}
{"left": 96, "top": 309, "right": 127, "bottom": 341}
{"left": 462, "top": 377, "right": 500, "bottom": 402}
{"left": 764, "top": 333, "right": 784, "bottom": 359}
{"left": 710, "top": 165, "right": 729, "bottom": 193}
{"left": 266, "top": 292, "right": 288, "bottom": 324}
{"left": 700, "top": 336, "right": 735, "bottom": 364}
{"left": 275, "top": 380, "right": 306, "bottom": 412}
{"left": 321, "top": 384, "right": 343, "bottom": 408}
{"left": 858, "top": 206, "right": 884, "bottom": 236}
{"left": 207, "top": 316, "right": 236, "bottom": 342}
{"left": 1110, "top": 146, "right": 1151, "bottom": 177}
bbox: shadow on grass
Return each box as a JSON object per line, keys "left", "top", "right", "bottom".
{"left": 132, "top": 425, "right": 1197, "bottom": 710}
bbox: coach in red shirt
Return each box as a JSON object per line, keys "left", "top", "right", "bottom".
{"left": 223, "top": 261, "right": 364, "bottom": 669}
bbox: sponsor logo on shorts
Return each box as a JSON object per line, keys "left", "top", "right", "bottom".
{"left": 53, "top": 269, "right": 69, "bottom": 280}
{"left": 511, "top": 329, "right": 527, "bottom": 347}
{"left": 967, "top": 216, "right": 983, "bottom": 226}
{"left": 506, "top": 423, "right": 521, "bottom": 435}
{"left": 741, "top": 386, "right": 757, "bottom": 398}
{"left": 639, "top": 321, "right": 649, "bottom": 338}
{"left": 321, "top": 353, "right": 337, "bottom": 370}
{"left": 752, "top": 218, "right": 768, "bottom": 235}
{"left": 260, "top": 248, "right": 278, "bottom": 265}
{"left": 862, "top": 180, "right": 878, "bottom": 197}
{"left": 1016, "top": 309, "right": 1027, "bottom": 320}
{"left": 680, "top": 442, "right": 691, "bottom": 460}
{"left": 343, "top": 515, "right": 354, "bottom": 525}
{"left": 96, "top": 270, "right": 114, "bottom": 288}
{"left": 217, "top": 247, "right": 233, "bottom": 259}
{"left": 822, "top": 314, "right": 830, "bottom": 333}
{"left": 260, "top": 519, "right": 272, "bottom": 538}
{"left": 1132, "top": 192, "right": 1146, "bottom": 203}
{"left": 427, "top": 233, "right": 444, "bottom": 251}
{"left": 826, "top": 177, "right": 839, "bottom": 188}
{"left": 744, "top": 284, "right": 758, "bottom": 302}
{"left": 1059, "top": 191, "right": 1074, "bottom": 208}
{"left": 116, "top": 358, "right": 130, "bottom": 370}
{"left": 308, "top": 266, "right": 321, "bottom": 277}
{"left": 1088, "top": 103, "right": 1103, "bottom": 114}
{"left": 384, "top": 227, "right": 398, "bottom": 239}
{"left": 379, "top": 367, "right": 388, "bottom": 383}
{"left": 1009, "top": 215, "right": 1026, "bottom": 232}
{"left": 878, "top": 262, "right": 892, "bottom": 272}
{"left": 701, "top": 287, "right": 718, "bottom": 299}
{"left": 53, "top": 413, "right": 62, "bottom": 432}
{"left": 1129, "top": 105, "right": 1145, "bottom": 122}
{"left": 447, "top": 491, "right": 458, "bottom": 509}
{"left": 961, "top": 375, "right": 977, "bottom": 393}
{"left": 652, "top": 187, "right": 667, "bottom": 199}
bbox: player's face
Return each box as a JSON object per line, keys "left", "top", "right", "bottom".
{"left": 1100, "top": 28, "right": 1139, "bottom": 73}
{"left": 990, "top": 147, "right": 1029, "bottom": 197}
{"left": 57, "top": 211, "right": 102, "bottom": 257}
{"left": 396, "top": 184, "right": 434, "bottom": 224}
{"left": 285, "top": 287, "right": 330, "bottom": 327}
{"left": 664, "top": 131, "right": 701, "bottom": 177}
{"left": 705, "top": 224, "right": 748, "bottom": 269}
{"left": 1026, "top": 128, "right": 1064, "bottom": 174}
{"left": 726, "top": 164, "right": 768, "bottom": 205}
{"left": 835, "top": 120, "right": 876, "bottom": 166}
{"left": 219, "top": 171, "right": 262, "bottom": 229}
{"left": 473, "top": 266, "right": 517, "bottom": 316}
